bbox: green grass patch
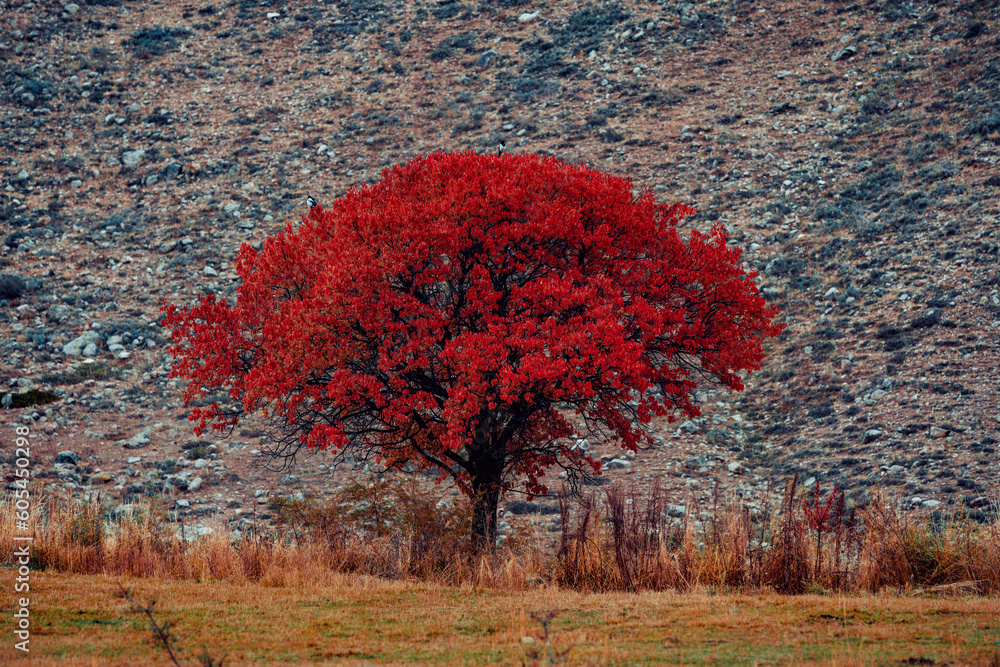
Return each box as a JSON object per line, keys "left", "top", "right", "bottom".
{"left": 0, "top": 389, "right": 60, "bottom": 409}
{"left": 3, "top": 573, "right": 998, "bottom": 665}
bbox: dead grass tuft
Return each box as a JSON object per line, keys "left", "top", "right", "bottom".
{"left": 1, "top": 477, "right": 997, "bottom": 596}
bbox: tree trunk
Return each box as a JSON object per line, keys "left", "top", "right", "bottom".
{"left": 468, "top": 419, "right": 505, "bottom": 552}
{"left": 471, "top": 474, "right": 501, "bottom": 552}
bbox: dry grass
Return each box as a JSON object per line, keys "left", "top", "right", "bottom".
{"left": 1, "top": 476, "right": 997, "bottom": 597}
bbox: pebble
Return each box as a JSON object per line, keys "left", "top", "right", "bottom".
{"left": 63, "top": 330, "right": 101, "bottom": 356}
{"left": 123, "top": 430, "right": 151, "bottom": 449}
{"left": 831, "top": 45, "right": 857, "bottom": 62}
{"left": 863, "top": 428, "right": 883, "bottom": 444}
{"left": 55, "top": 451, "right": 79, "bottom": 465}
{"left": 122, "top": 150, "right": 146, "bottom": 167}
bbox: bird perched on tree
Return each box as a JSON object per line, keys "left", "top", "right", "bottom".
{"left": 307, "top": 195, "right": 318, "bottom": 208}
{"left": 497, "top": 140, "right": 506, "bottom": 157}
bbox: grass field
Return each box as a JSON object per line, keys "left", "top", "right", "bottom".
{"left": 2, "top": 572, "right": 998, "bottom": 665}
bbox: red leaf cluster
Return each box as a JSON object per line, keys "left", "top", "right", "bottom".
{"left": 162, "top": 151, "right": 783, "bottom": 506}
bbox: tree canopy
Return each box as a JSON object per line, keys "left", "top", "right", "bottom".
{"left": 162, "top": 151, "right": 783, "bottom": 548}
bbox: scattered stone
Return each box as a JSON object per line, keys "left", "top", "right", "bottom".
{"left": 63, "top": 330, "right": 101, "bottom": 356}
{"left": 831, "top": 45, "right": 857, "bottom": 61}
{"left": 187, "top": 476, "right": 203, "bottom": 492}
{"left": 159, "top": 162, "right": 183, "bottom": 180}
{"left": 679, "top": 420, "right": 700, "bottom": 434}
{"left": 863, "top": 429, "right": 883, "bottom": 444}
{"left": 122, "top": 149, "right": 146, "bottom": 167}
{"left": 727, "top": 462, "right": 744, "bottom": 474}
{"left": 863, "top": 389, "right": 887, "bottom": 406}
{"left": 929, "top": 426, "right": 948, "bottom": 438}
{"left": 55, "top": 451, "right": 79, "bottom": 465}
{"left": 123, "top": 430, "right": 152, "bottom": 449}
{"left": 518, "top": 11, "right": 539, "bottom": 22}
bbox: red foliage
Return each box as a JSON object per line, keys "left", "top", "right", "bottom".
{"left": 803, "top": 483, "right": 838, "bottom": 536}
{"left": 162, "top": 151, "right": 783, "bottom": 546}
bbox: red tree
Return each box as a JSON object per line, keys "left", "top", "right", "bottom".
{"left": 162, "top": 151, "right": 783, "bottom": 549}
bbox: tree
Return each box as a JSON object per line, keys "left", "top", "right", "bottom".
{"left": 162, "top": 151, "right": 783, "bottom": 550}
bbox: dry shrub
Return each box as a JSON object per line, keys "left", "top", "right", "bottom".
{"left": 857, "top": 489, "right": 911, "bottom": 591}
{"left": 763, "top": 475, "right": 809, "bottom": 594}
{"left": 1, "top": 477, "right": 996, "bottom": 596}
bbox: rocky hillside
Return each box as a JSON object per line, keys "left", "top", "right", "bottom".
{"left": 2, "top": 0, "right": 998, "bottom": 535}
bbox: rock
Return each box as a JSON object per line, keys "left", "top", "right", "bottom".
{"left": 193, "top": 458, "right": 209, "bottom": 469}
{"left": 176, "top": 499, "right": 191, "bottom": 508}
{"left": 47, "top": 304, "right": 72, "bottom": 322}
{"left": 604, "top": 458, "right": 630, "bottom": 470}
{"left": 769, "top": 102, "right": 797, "bottom": 115}
{"left": 727, "top": 462, "right": 744, "bottom": 474}
{"left": 517, "top": 11, "right": 539, "bottom": 22}
{"left": 863, "top": 389, "right": 887, "bottom": 406}
{"left": 159, "top": 162, "right": 183, "bottom": 180}
{"left": 122, "top": 150, "right": 146, "bottom": 167}
{"left": 236, "top": 220, "right": 255, "bottom": 230}
{"left": 765, "top": 257, "right": 790, "bottom": 277}
{"left": 679, "top": 420, "right": 700, "bottom": 434}
{"left": 177, "top": 524, "right": 212, "bottom": 541}
{"left": 476, "top": 50, "right": 499, "bottom": 68}
{"left": 824, "top": 287, "right": 839, "bottom": 299}
{"left": 929, "top": 426, "right": 948, "bottom": 438}
{"left": 921, "top": 499, "right": 941, "bottom": 508}
{"left": 667, "top": 504, "right": 687, "bottom": 518}
{"left": 64, "top": 3, "right": 79, "bottom": 14}
{"left": 831, "top": 45, "right": 857, "bottom": 62}
{"left": 803, "top": 476, "right": 816, "bottom": 487}
{"left": 123, "top": 430, "right": 151, "bottom": 449}
{"left": 63, "top": 330, "right": 101, "bottom": 356}
{"left": 55, "top": 451, "right": 79, "bottom": 465}
{"left": 203, "top": 266, "right": 218, "bottom": 276}
{"left": 158, "top": 240, "right": 178, "bottom": 254}
{"left": 126, "top": 456, "right": 142, "bottom": 464}
{"left": 521, "top": 637, "right": 536, "bottom": 645}
{"left": 863, "top": 429, "right": 883, "bottom": 444}
{"left": 187, "top": 476, "right": 203, "bottom": 492}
